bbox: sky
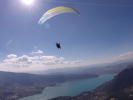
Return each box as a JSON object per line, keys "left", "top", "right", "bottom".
{"left": 0, "top": 0, "right": 133, "bottom": 73}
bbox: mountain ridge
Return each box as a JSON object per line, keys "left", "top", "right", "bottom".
{"left": 49, "top": 64, "right": 133, "bottom": 100}
{"left": 0, "top": 71, "right": 97, "bottom": 100}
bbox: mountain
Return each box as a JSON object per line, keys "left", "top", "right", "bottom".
{"left": 0, "top": 71, "right": 97, "bottom": 100}
{"left": 1, "top": 61, "right": 133, "bottom": 100}
{"left": 37, "top": 61, "right": 133, "bottom": 75}
{"left": 49, "top": 64, "right": 133, "bottom": 100}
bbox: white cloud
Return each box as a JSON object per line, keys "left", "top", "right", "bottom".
{"left": 32, "top": 50, "right": 44, "bottom": 55}
{"left": 102, "top": 51, "right": 133, "bottom": 64}
{"left": 119, "top": 51, "right": 133, "bottom": 59}
{"left": 7, "top": 54, "right": 17, "bottom": 59}
{"left": 83, "top": 51, "right": 133, "bottom": 66}
{"left": 0, "top": 50, "right": 133, "bottom": 73}
{"left": 0, "top": 50, "right": 80, "bottom": 73}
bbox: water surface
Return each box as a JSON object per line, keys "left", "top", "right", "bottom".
{"left": 19, "top": 74, "right": 115, "bottom": 100}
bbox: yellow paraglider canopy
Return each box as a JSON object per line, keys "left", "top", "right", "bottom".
{"left": 38, "top": 6, "right": 80, "bottom": 24}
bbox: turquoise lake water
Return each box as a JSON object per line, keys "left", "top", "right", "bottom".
{"left": 19, "top": 74, "right": 115, "bottom": 100}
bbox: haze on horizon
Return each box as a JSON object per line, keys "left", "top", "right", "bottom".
{"left": 0, "top": 0, "right": 133, "bottom": 73}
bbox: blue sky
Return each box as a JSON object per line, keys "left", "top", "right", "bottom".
{"left": 0, "top": 0, "right": 133, "bottom": 72}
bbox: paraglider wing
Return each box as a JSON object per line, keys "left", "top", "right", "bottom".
{"left": 38, "top": 6, "right": 80, "bottom": 24}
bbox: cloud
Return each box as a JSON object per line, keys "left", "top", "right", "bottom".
{"left": 0, "top": 50, "right": 133, "bottom": 73}
{"left": 7, "top": 54, "right": 17, "bottom": 59}
{"left": 119, "top": 51, "right": 133, "bottom": 60}
{"left": 102, "top": 51, "right": 133, "bottom": 64}
{"left": 32, "top": 50, "right": 44, "bottom": 55}
{"left": 84, "top": 51, "right": 133, "bottom": 65}
{"left": 0, "top": 50, "right": 80, "bottom": 72}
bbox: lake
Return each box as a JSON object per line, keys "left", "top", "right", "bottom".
{"left": 19, "top": 74, "right": 115, "bottom": 100}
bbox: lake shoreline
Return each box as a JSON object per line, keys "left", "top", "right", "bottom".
{"left": 17, "top": 75, "right": 99, "bottom": 100}
{"left": 18, "top": 74, "right": 115, "bottom": 100}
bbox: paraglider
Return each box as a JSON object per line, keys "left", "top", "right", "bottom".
{"left": 56, "top": 42, "right": 61, "bottom": 49}
{"left": 38, "top": 6, "right": 80, "bottom": 49}
{"left": 38, "top": 6, "right": 80, "bottom": 24}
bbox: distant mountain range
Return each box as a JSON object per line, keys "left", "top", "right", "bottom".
{"left": 0, "top": 71, "right": 97, "bottom": 100}
{"left": 49, "top": 64, "right": 133, "bottom": 100}
{"left": 38, "top": 60, "right": 133, "bottom": 75}
{"left": 0, "top": 60, "right": 133, "bottom": 100}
